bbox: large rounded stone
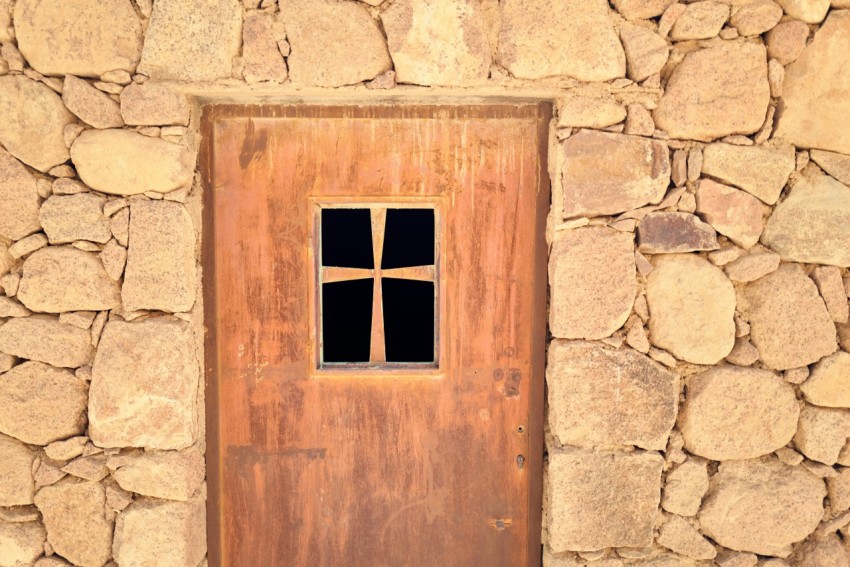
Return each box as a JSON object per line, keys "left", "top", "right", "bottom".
{"left": 0, "top": 315, "right": 94, "bottom": 368}
{"left": 0, "top": 75, "right": 73, "bottom": 173}
{"left": 679, "top": 366, "right": 799, "bottom": 460}
{"left": 13, "top": 0, "right": 143, "bottom": 77}
{"left": 775, "top": 0, "right": 830, "bottom": 24}
{"left": 802, "top": 351, "right": 850, "bottom": 408}
{"left": 0, "top": 149, "right": 41, "bottom": 241}
{"left": 647, "top": 254, "right": 736, "bottom": 365}
{"left": 0, "top": 433, "right": 36, "bottom": 506}
{"left": 0, "top": 361, "right": 87, "bottom": 446}
{"left": 699, "top": 458, "right": 825, "bottom": 557}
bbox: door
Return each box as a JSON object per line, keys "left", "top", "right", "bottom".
{"left": 201, "top": 103, "right": 551, "bottom": 566}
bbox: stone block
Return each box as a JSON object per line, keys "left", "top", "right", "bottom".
{"left": 110, "top": 448, "right": 205, "bottom": 501}
{"left": 40, "top": 194, "right": 112, "bottom": 245}
{"left": 766, "top": 19, "right": 809, "bottom": 65}
{"left": 695, "top": 179, "right": 764, "bottom": 249}
{"left": 669, "top": 2, "right": 730, "bottom": 41}
{"left": 620, "top": 23, "right": 670, "bottom": 83}
{"left": 242, "top": 12, "right": 288, "bottom": 84}
{"left": 701, "top": 143, "right": 795, "bottom": 206}
{"left": 730, "top": 0, "right": 783, "bottom": 37}
{"left": 0, "top": 149, "right": 41, "bottom": 242}
{"left": 0, "top": 316, "right": 94, "bottom": 368}
{"left": 775, "top": 0, "right": 830, "bottom": 23}
{"left": 61, "top": 75, "right": 123, "bottom": 129}
{"left": 557, "top": 92, "right": 626, "bottom": 130}
{"left": 0, "top": 520, "right": 45, "bottom": 567}
{"left": 612, "top": 0, "right": 676, "bottom": 20}
{"left": 656, "top": 514, "right": 716, "bottom": 560}
{"left": 637, "top": 212, "right": 719, "bottom": 254}
{"left": 661, "top": 458, "right": 708, "bottom": 517}
{"left": 119, "top": 83, "right": 191, "bottom": 127}
{"left": 0, "top": 434, "right": 36, "bottom": 506}
{"left": 793, "top": 404, "right": 850, "bottom": 465}
{"left": 113, "top": 497, "right": 206, "bottom": 567}
{"left": 802, "top": 351, "right": 850, "bottom": 408}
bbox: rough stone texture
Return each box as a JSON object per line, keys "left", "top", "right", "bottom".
{"left": 730, "top": 0, "right": 783, "bottom": 37}
{"left": 71, "top": 129, "right": 194, "bottom": 196}
{"left": 34, "top": 480, "right": 112, "bottom": 567}
{"left": 89, "top": 318, "right": 199, "bottom": 450}
{"left": 122, "top": 200, "right": 196, "bottom": 313}
{"left": 724, "top": 250, "right": 780, "bottom": 283}
{"left": 669, "top": 2, "right": 730, "bottom": 41}
{"left": 775, "top": 12, "right": 850, "bottom": 155}
{"left": 699, "top": 458, "right": 825, "bottom": 557}
{"left": 793, "top": 405, "right": 850, "bottom": 465}
{"left": 653, "top": 42, "right": 770, "bottom": 142}
{"left": 701, "top": 143, "right": 795, "bottom": 206}
{"left": 40, "top": 194, "right": 111, "bottom": 245}
{"left": 113, "top": 497, "right": 206, "bottom": 567}
{"left": 637, "top": 212, "right": 719, "bottom": 254}
{"left": 61, "top": 76, "right": 123, "bottom": 130}
{"left": 0, "top": 316, "right": 94, "bottom": 368}
{"left": 44, "top": 437, "right": 87, "bottom": 462}
{"left": 138, "top": 0, "right": 242, "bottom": 81}
{"left": 18, "top": 247, "right": 120, "bottom": 313}
{"left": 242, "top": 12, "right": 288, "bottom": 84}
{"left": 775, "top": 0, "right": 830, "bottom": 23}
{"left": 811, "top": 265, "right": 850, "bottom": 323}
{"left": 0, "top": 0, "right": 11, "bottom": 42}
{"left": 0, "top": 434, "right": 36, "bottom": 506}
{"left": 620, "top": 23, "right": 670, "bottom": 82}
{"left": 557, "top": 92, "right": 626, "bottom": 129}
{"left": 679, "top": 366, "right": 799, "bottom": 460}
{"left": 738, "top": 264, "right": 837, "bottom": 370}
{"left": 661, "top": 459, "right": 709, "bottom": 517}
{"left": 562, "top": 131, "right": 670, "bottom": 218}
{"left": 8, "top": 233, "right": 47, "bottom": 259}
{"left": 827, "top": 468, "right": 850, "bottom": 513}
{"left": 792, "top": 534, "right": 850, "bottom": 566}
{"left": 498, "top": 0, "right": 625, "bottom": 81}
{"left": 281, "top": 0, "right": 391, "bottom": 87}
{"left": 13, "top": 0, "right": 143, "bottom": 77}
{"left": 382, "top": 0, "right": 491, "bottom": 86}
{"left": 100, "top": 239, "right": 127, "bottom": 281}
{"left": 0, "top": 75, "right": 74, "bottom": 173}
{"left": 547, "top": 450, "right": 663, "bottom": 552}
{"left": 613, "top": 0, "right": 676, "bottom": 20}
{"left": 766, "top": 20, "right": 810, "bottom": 65}
{"left": 695, "top": 179, "right": 764, "bottom": 248}
{"left": 0, "top": 149, "right": 41, "bottom": 241}
{"left": 110, "top": 448, "right": 204, "bottom": 501}
{"left": 549, "top": 227, "right": 636, "bottom": 340}
{"left": 646, "top": 254, "right": 736, "bottom": 365}
{"left": 0, "top": 521, "right": 45, "bottom": 567}
{"left": 119, "top": 83, "right": 191, "bottom": 127}
{"left": 0, "top": 361, "right": 87, "bottom": 446}
{"left": 547, "top": 341, "right": 678, "bottom": 451}
{"left": 810, "top": 149, "right": 850, "bottom": 188}
{"left": 656, "top": 514, "right": 716, "bottom": 561}
{"left": 802, "top": 351, "right": 850, "bottom": 408}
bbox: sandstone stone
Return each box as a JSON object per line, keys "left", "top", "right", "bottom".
{"left": 625, "top": 323, "right": 651, "bottom": 353}
{"left": 0, "top": 507, "right": 40, "bottom": 524}
{"left": 8, "top": 233, "right": 47, "bottom": 259}
{"left": 661, "top": 459, "right": 709, "bottom": 516}
{"left": 498, "top": 0, "right": 625, "bottom": 81}
{"left": 828, "top": 468, "right": 850, "bottom": 513}
{"left": 549, "top": 228, "right": 636, "bottom": 340}
{"left": 647, "top": 254, "right": 736, "bottom": 364}
{"left": 61, "top": 76, "right": 124, "bottom": 131}
{"left": 39, "top": 194, "right": 111, "bottom": 245}
{"left": 802, "top": 352, "right": 850, "bottom": 409}
{"left": 71, "top": 129, "right": 193, "bottom": 196}
{"left": 724, "top": 250, "right": 780, "bottom": 283}
{"left": 701, "top": 142, "right": 795, "bottom": 205}
{"left": 730, "top": 0, "right": 783, "bottom": 36}
{"left": 638, "top": 212, "right": 719, "bottom": 254}
{"left": 110, "top": 208, "right": 129, "bottom": 247}
{"left": 679, "top": 365, "right": 799, "bottom": 460}
{"left": 0, "top": 434, "right": 36, "bottom": 506}
{"left": 811, "top": 266, "right": 849, "bottom": 324}
{"left": 557, "top": 92, "right": 626, "bottom": 129}
{"left": 61, "top": 454, "right": 107, "bottom": 483}
{"left": 33, "top": 460, "right": 66, "bottom": 490}
{"left": 281, "top": 0, "right": 391, "bottom": 87}
{"left": 794, "top": 405, "right": 850, "bottom": 465}
{"left": 669, "top": 2, "right": 730, "bottom": 41}
{"left": 138, "top": 0, "right": 242, "bottom": 81}
{"left": 656, "top": 515, "right": 716, "bottom": 561}
{"left": 810, "top": 150, "right": 850, "bottom": 188}
{"left": 613, "top": 0, "right": 676, "bottom": 20}
{"left": 0, "top": 150, "right": 41, "bottom": 241}
{"left": 113, "top": 497, "right": 206, "bottom": 567}
{"left": 0, "top": 0, "right": 10, "bottom": 42}
{"left": 725, "top": 337, "right": 760, "bottom": 366}
{"left": 89, "top": 318, "right": 199, "bottom": 450}
{"left": 58, "top": 312, "right": 95, "bottom": 331}
{"left": 0, "top": 316, "right": 94, "bottom": 368}
{"left": 0, "top": 521, "right": 45, "bottom": 567}
{"left": 653, "top": 42, "right": 770, "bottom": 142}
{"left": 111, "top": 448, "right": 204, "bottom": 501}
{"left": 775, "top": 12, "right": 850, "bottom": 155}
{"left": 0, "top": 75, "right": 73, "bottom": 173}
{"left": 562, "top": 131, "right": 670, "bottom": 218}
{"left": 762, "top": 175, "right": 850, "bottom": 266}
{"left": 792, "top": 534, "right": 850, "bottom": 566}
{"left": 766, "top": 20, "right": 809, "bottom": 66}
{"left": 547, "top": 341, "right": 678, "bottom": 451}
{"left": 0, "top": 297, "right": 29, "bottom": 318}
{"left": 700, "top": 458, "right": 824, "bottom": 557}
{"left": 122, "top": 200, "right": 195, "bottom": 313}
{"left": 775, "top": 0, "right": 830, "bottom": 23}
{"left": 659, "top": 3, "right": 688, "bottom": 37}
{"left": 100, "top": 240, "right": 126, "bottom": 281}
{"left": 624, "top": 104, "right": 655, "bottom": 137}
{"left": 34, "top": 558, "right": 72, "bottom": 567}
{"left": 242, "top": 12, "right": 288, "bottom": 84}
{"left": 18, "top": 247, "right": 120, "bottom": 313}
{"left": 695, "top": 179, "right": 764, "bottom": 248}
{"left": 620, "top": 23, "right": 670, "bottom": 83}
{"left": 119, "top": 83, "right": 191, "bottom": 127}
{"left": 44, "top": 437, "right": 87, "bottom": 462}
{"left": 382, "top": 0, "right": 490, "bottom": 86}
{"left": 768, "top": 58, "right": 784, "bottom": 98}
{"left": 34, "top": 480, "right": 112, "bottom": 567}
{"left": 105, "top": 483, "right": 133, "bottom": 514}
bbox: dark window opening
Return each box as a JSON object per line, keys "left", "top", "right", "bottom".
{"left": 321, "top": 208, "right": 374, "bottom": 269}
{"left": 383, "top": 279, "right": 435, "bottom": 363}
{"left": 381, "top": 208, "right": 435, "bottom": 269}
{"left": 322, "top": 279, "right": 373, "bottom": 363}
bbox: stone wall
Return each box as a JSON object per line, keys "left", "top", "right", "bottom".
{"left": 0, "top": 0, "right": 849, "bottom": 566}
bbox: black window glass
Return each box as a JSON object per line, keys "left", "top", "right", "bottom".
{"left": 381, "top": 209, "right": 435, "bottom": 269}
{"left": 382, "top": 279, "right": 435, "bottom": 363}
{"left": 322, "top": 279, "right": 373, "bottom": 363}
{"left": 322, "top": 208, "right": 374, "bottom": 269}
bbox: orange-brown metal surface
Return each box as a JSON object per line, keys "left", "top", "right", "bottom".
{"left": 201, "top": 104, "right": 551, "bottom": 567}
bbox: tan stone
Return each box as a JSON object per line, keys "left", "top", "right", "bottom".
{"left": 810, "top": 150, "right": 850, "bottom": 187}
{"left": 557, "top": 92, "right": 626, "bottom": 129}
{"left": 638, "top": 212, "right": 719, "bottom": 254}
{"left": 242, "top": 12, "right": 288, "bottom": 84}
{"left": 547, "top": 450, "right": 662, "bottom": 552}
{"left": 653, "top": 42, "right": 770, "bottom": 142}
{"left": 762, "top": 175, "right": 850, "bottom": 267}
{"left": 730, "top": 0, "right": 783, "bottom": 36}
{"left": 110, "top": 208, "right": 129, "bottom": 247}
{"left": 39, "top": 194, "right": 111, "bottom": 245}
{"left": 122, "top": 200, "right": 195, "bottom": 313}
{"left": 0, "top": 521, "right": 45, "bottom": 567}
{"left": 0, "top": 0, "right": 11, "bottom": 42}
{"left": 71, "top": 129, "right": 194, "bottom": 196}
{"left": 725, "top": 337, "right": 760, "bottom": 366}
{"left": 802, "top": 352, "right": 850, "bottom": 409}
{"left": 547, "top": 341, "right": 678, "bottom": 451}
{"left": 0, "top": 316, "right": 94, "bottom": 368}
{"left": 61, "top": 454, "right": 107, "bottom": 483}
{"left": 775, "top": 12, "right": 850, "bottom": 155}
{"left": 111, "top": 448, "right": 204, "bottom": 501}
{"left": 498, "top": 0, "right": 625, "bottom": 81}
{"left": 562, "top": 131, "right": 670, "bottom": 218}
{"left": 0, "top": 150, "right": 41, "bottom": 242}
{"left": 549, "top": 228, "right": 636, "bottom": 340}
{"left": 794, "top": 405, "right": 850, "bottom": 466}
{"left": 34, "top": 480, "right": 112, "bottom": 567}
{"left": 13, "top": 0, "right": 142, "bottom": 77}
{"left": 8, "top": 233, "right": 47, "bottom": 259}
{"left": 669, "top": 2, "right": 730, "bottom": 41}
{"left": 613, "top": 0, "right": 676, "bottom": 20}
{"left": 701, "top": 143, "right": 795, "bottom": 205}
{"left": 138, "top": 0, "right": 242, "bottom": 81}
{"left": 44, "top": 437, "right": 87, "bottom": 462}
{"left": 99, "top": 239, "right": 126, "bottom": 281}
{"left": 119, "top": 83, "right": 191, "bottom": 127}
{"left": 828, "top": 468, "right": 850, "bottom": 513}
{"left": 0, "top": 75, "right": 73, "bottom": 173}
{"left": 624, "top": 104, "right": 655, "bottom": 137}
{"left": 766, "top": 20, "right": 809, "bottom": 65}
{"left": 647, "top": 254, "right": 736, "bottom": 365}
{"left": 724, "top": 250, "right": 780, "bottom": 283}
{"left": 695, "top": 179, "right": 764, "bottom": 248}
{"left": 811, "top": 266, "right": 849, "bottom": 324}
{"left": 113, "top": 497, "right": 206, "bottom": 567}
{"left": 0, "top": 297, "right": 29, "bottom": 318}
{"left": 89, "top": 318, "right": 199, "bottom": 450}
{"left": 382, "top": 0, "right": 490, "bottom": 86}
{"left": 661, "top": 458, "right": 708, "bottom": 516}
{"left": 61, "top": 76, "right": 123, "bottom": 132}
{"left": 775, "top": 0, "right": 830, "bottom": 23}
{"left": 34, "top": 557, "right": 72, "bottom": 567}
{"left": 281, "top": 0, "right": 391, "bottom": 87}
{"left": 657, "top": 515, "right": 716, "bottom": 561}
{"left": 792, "top": 534, "right": 850, "bottom": 567}
{"left": 0, "top": 434, "right": 36, "bottom": 506}
{"left": 620, "top": 23, "right": 670, "bottom": 83}
{"left": 626, "top": 323, "right": 651, "bottom": 353}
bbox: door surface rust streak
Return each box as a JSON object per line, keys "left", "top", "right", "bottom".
{"left": 200, "top": 103, "right": 551, "bottom": 567}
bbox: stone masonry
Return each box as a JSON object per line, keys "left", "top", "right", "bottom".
{"left": 0, "top": 0, "right": 849, "bottom": 566}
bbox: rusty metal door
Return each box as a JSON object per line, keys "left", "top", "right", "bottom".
{"left": 201, "top": 103, "right": 551, "bottom": 567}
